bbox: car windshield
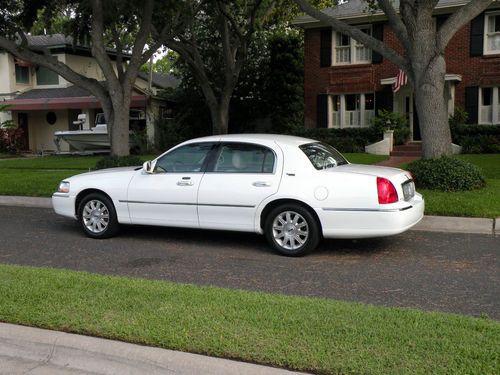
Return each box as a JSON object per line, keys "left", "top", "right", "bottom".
{"left": 300, "top": 142, "right": 348, "bottom": 170}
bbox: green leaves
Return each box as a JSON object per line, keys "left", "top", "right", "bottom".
{"left": 407, "top": 157, "right": 486, "bottom": 192}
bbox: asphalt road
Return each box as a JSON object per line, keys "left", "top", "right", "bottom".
{"left": 0, "top": 205, "right": 498, "bottom": 319}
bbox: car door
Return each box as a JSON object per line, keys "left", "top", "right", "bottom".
{"left": 197, "top": 142, "right": 282, "bottom": 232}
{"left": 127, "top": 142, "right": 216, "bottom": 227}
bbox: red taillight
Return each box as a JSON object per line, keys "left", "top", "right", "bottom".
{"left": 377, "top": 177, "right": 398, "bottom": 204}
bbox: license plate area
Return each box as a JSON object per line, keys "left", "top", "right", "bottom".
{"left": 402, "top": 180, "right": 415, "bottom": 201}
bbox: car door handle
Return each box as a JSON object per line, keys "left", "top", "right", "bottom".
{"left": 252, "top": 181, "right": 272, "bottom": 187}
{"left": 177, "top": 181, "right": 194, "bottom": 186}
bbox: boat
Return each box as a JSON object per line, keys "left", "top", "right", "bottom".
{"left": 54, "top": 110, "right": 144, "bottom": 153}
{"left": 54, "top": 124, "right": 110, "bottom": 152}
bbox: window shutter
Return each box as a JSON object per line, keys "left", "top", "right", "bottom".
{"left": 465, "top": 86, "right": 479, "bottom": 124}
{"left": 320, "top": 28, "right": 332, "bottom": 67}
{"left": 371, "top": 23, "right": 384, "bottom": 64}
{"left": 317, "top": 94, "right": 329, "bottom": 128}
{"left": 375, "top": 85, "right": 393, "bottom": 114}
{"left": 470, "top": 14, "right": 484, "bottom": 57}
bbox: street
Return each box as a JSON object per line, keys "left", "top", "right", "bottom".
{"left": 0, "top": 205, "right": 498, "bottom": 319}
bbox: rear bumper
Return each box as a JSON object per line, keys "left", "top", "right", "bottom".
{"left": 318, "top": 195, "right": 425, "bottom": 239}
{"left": 52, "top": 193, "right": 76, "bottom": 219}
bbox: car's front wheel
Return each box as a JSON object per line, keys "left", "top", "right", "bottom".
{"left": 264, "top": 204, "right": 320, "bottom": 256}
{"left": 77, "top": 193, "right": 119, "bottom": 239}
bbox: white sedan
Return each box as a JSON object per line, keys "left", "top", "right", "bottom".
{"left": 52, "top": 134, "right": 424, "bottom": 256}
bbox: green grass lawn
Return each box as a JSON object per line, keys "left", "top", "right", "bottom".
{"left": 418, "top": 154, "right": 500, "bottom": 218}
{"left": 344, "top": 153, "right": 388, "bottom": 165}
{"left": 0, "top": 154, "right": 156, "bottom": 197}
{"left": 0, "top": 264, "right": 498, "bottom": 375}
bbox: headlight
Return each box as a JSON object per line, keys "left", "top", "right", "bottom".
{"left": 58, "top": 181, "right": 70, "bottom": 193}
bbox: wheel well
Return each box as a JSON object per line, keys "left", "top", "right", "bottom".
{"left": 260, "top": 199, "right": 322, "bottom": 233}
{"left": 75, "top": 189, "right": 114, "bottom": 217}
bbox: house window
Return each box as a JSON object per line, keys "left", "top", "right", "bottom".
{"left": 36, "top": 66, "right": 59, "bottom": 85}
{"left": 485, "top": 12, "right": 500, "bottom": 54}
{"left": 333, "top": 26, "right": 372, "bottom": 65}
{"left": 479, "top": 86, "right": 500, "bottom": 124}
{"left": 15, "top": 65, "right": 30, "bottom": 84}
{"left": 329, "top": 93, "right": 375, "bottom": 128}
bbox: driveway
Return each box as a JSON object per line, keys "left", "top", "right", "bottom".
{"left": 0, "top": 205, "right": 498, "bottom": 319}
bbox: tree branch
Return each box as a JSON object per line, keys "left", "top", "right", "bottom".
{"left": 111, "top": 27, "right": 125, "bottom": 81}
{"left": 89, "top": 0, "right": 119, "bottom": 88}
{"left": 293, "top": 0, "right": 408, "bottom": 70}
{"left": 377, "top": 0, "right": 411, "bottom": 52}
{"left": 0, "top": 36, "right": 110, "bottom": 108}
{"left": 125, "top": 0, "right": 154, "bottom": 83}
{"left": 438, "top": 0, "right": 493, "bottom": 50}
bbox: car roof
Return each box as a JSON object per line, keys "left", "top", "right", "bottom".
{"left": 184, "top": 133, "right": 316, "bottom": 147}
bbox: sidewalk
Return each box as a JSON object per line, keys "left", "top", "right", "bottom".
{"left": 0, "top": 323, "right": 308, "bottom": 375}
{"left": 0, "top": 195, "right": 497, "bottom": 235}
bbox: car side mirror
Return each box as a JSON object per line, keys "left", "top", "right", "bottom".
{"left": 143, "top": 160, "right": 156, "bottom": 174}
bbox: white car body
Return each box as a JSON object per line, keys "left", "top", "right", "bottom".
{"left": 53, "top": 134, "right": 424, "bottom": 255}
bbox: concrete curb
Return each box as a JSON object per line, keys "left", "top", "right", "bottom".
{"left": 0, "top": 195, "right": 497, "bottom": 236}
{"left": 0, "top": 195, "right": 52, "bottom": 209}
{"left": 412, "top": 216, "right": 497, "bottom": 236}
{"left": 0, "top": 323, "right": 307, "bottom": 375}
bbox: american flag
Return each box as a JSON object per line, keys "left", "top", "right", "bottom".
{"left": 393, "top": 69, "right": 407, "bottom": 93}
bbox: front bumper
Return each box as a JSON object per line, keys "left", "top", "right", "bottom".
{"left": 52, "top": 193, "right": 77, "bottom": 219}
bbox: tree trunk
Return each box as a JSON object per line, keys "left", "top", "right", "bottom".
{"left": 412, "top": 56, "right": 452, "bottom": 159}
{"left": 207, "top": 95, "right": 230, "bottom": 135}
{"left": 106, "top": 93, "right": 132, "bottom": 156}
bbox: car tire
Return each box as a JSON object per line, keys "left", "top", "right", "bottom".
{"left": 264, "top": 204, "right": 321, "bottom": 256}
{"left": 77, "top": 193, "right": 119, "bottom": 239}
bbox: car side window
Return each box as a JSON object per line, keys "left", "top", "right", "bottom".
{"left": 213, "top": 143, "right": 275, "bottom": 173}
{"left": 155, "top": 143, "right": 214, "bottom": 173}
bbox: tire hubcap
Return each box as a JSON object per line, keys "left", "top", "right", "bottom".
{"left": 272, "top": 211, "right": 309, "bottom": 250}
{"left": 82, "top": 200, "right": 110, "bottom": 233}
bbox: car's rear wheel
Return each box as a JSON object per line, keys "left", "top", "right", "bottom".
{"left": 77, "top": 193, "right": 119, "bottom": 239}
{"left": 264, "top": 204, "right": 320, "bottom": 256}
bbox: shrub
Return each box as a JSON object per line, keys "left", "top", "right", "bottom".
{"left": 0, "top": 128, "right": 24, "bottom": 154}
{"left": 449, "top": 107, "right": 469, "bottom": 127}
{"left": 407, "top": 157, "right": 486, "bottom": 192}
{"left": 95, "top": 155, "right": 144, "bottom": 170}
{"left": 372, "top": 110, "right": 410, "bottom": 145}
{"left": 450, "top": 123, "right": 500, "bottom": 153}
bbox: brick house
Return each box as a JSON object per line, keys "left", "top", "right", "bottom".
{"left": 0, "top": 34, "right": 178, "bottom": 153}
{"left": 293, "top": 0, "right": 500, "bottom": 141}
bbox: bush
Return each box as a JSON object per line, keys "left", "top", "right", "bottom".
{"left": 450, "top": 123, "right": 500, "bottom": 153}
{"left": 95, "top": 155, "right": 144, "bottom": 170}
{"left": 372, "top": 110, "right": 410, "bottom": 145}
{"left": 449, "top": 107, "right": 469, "bottom": 127}
{"left": 0, "top": 128, "right": 24, "bottom": 154}
{"left": 407, "top": 157, "right": 486, "bottom": 192}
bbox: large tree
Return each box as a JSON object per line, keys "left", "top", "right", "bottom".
{"left": 0, "top": 0, "right": 178, "bottom": 156}
{"left": 294, "top": 0, "right": 493, "bottom": 159}
{"left": 162, "top": 0, "right": 278, "bottom": 135}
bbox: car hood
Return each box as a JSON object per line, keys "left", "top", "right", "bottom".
{"left": 326, "top": 163, "right": 411, "bottom": 179}
{"left": 65, "top": 166, "right": 140, "bottom": 181}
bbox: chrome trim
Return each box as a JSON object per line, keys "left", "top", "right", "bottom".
{"left": 120, "top": 200, "right": 254, "bottom": 208}
{"left": 52, "top": 193, "right": 70, "bottom": 198}
{"left": 322, "top": 206, "right": 413, "bottom": 213}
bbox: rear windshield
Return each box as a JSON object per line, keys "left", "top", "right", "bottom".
{"left": 299, "top": 142, "right": 348, "bottom": 170}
